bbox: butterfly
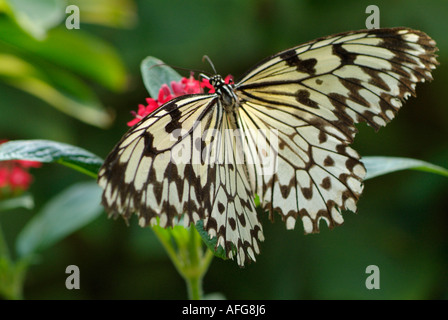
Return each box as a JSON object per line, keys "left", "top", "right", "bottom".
{"left": 98, "top": 27, "right": 438, "bottom": 266}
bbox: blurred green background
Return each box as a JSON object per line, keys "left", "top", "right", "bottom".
{"left": 1, "top": 0, "right": 447, "bottom": 299}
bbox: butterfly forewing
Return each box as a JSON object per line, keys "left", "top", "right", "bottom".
{"left": 235, "top": 27, "right": 437, "bottom": 234}
{"left": 98, "top": 27, "right": 438, "bottom": 266}
{"left": 99, "top": 95, "right": 218, "bottom": 227}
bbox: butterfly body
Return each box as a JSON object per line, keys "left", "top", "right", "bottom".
{"left": 98, "top": 28, "right": 438, "bottom": 266}
{"left": 205, "top": 75, "right": 238, "bottom": 112}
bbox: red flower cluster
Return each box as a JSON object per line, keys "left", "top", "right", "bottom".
{"left": 0, "top": 141, "right": 41, "bottom": 198}
{"left": 127, "top": 74, "right": 233, "bottom": 127}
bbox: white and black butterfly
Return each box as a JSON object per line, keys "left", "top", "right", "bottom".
{"left": 98, "top": 28, "right": 438, "bottom": 266}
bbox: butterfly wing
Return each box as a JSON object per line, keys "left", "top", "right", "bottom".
{"left": 98, "top": 94, "right": 217, "bottom": 228}
{"left": 201, "top": 110, "right": 264, "bottom": 265}
{"left": 99, "top": 27, "right": 438, "bottom": 266}
{"left": 98, "top": 93, "right": 263, "bottom": 265}
{"left": 235, "top": 27, "right": 438, "bottom": 233}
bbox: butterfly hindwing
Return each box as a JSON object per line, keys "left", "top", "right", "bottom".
{"left": 203, "top": 110, "right": 264, "bottom": 265}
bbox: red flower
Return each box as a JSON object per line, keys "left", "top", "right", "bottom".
{"left": 158, "top": 84, "right": 175, "bottom": 105}
{"left": 9, "top": 166, "right": 33, "bottom": 189}
{"left": 0, "top": 140, "right": 41, "bottom": 198}
{"left": 16, "top": 160, "right": 42, "bottom": 168}
{"left": 127, "top": 98, "right": 159, "bottom": 127}
{"left": 0, "top": 162, "right": 35, "bottom": 197}
{"left": 182, "top": 75, "right": 203, "bottom": 94}
{"left": 0, "top": 168, "right": 9, "bottom": 188}
{"left": 128, "top": 73, "right": 233, "bottom": 126}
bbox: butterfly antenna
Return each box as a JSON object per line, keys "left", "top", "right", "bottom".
{"left": 202, "top": 55, "right": 218, "bottom": 75}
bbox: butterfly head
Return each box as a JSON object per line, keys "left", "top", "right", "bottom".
{"left": 208, "top": 74, "right": 239, "bottom": 112}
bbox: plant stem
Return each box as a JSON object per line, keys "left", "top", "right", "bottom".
{"left": 151, "top": 224, "right": 214, "bottom": 300}
{"left": 184, "top": 225, "right": 203, "bottom": 300}
{"left": 0, "top": 259, "right": 28, "bottom": 300}
{"left": 151, "top": 226, "right": 184, "bottom": 275}
{"left": 200, "top": 249, "right": 214, "bottom": 275}
{"left": 185, "top": 274, "right": 202, "bottom": 300}
{"left": 0, "top": 223, "right": 10, "bottom": 260}
{"left": 184, "top": 249, "right": 214, "bottom": 300}
{"left": 0, "top": 222, "right": 28, "bottom": 300}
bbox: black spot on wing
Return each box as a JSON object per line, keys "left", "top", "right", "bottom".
{"left": 164, "top": 102, "right": 182, "bottom": 133}
{"left": 280, "top": 49, "right": 317, "bottom": 75}
{"left": 332, "top": 43, "right": 357, "bottom": 65}
{"left": 296, "top": 89, "right": 319, "bottom": 108}
{"left": 324, "top": 155, "right": 335, "bottom": 167}
{"left": 143, "top": 132, "right": 158, "bottom": 156}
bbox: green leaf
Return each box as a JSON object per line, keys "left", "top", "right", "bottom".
{"left": 0, "top": 54, "right": 113, "bottom": 128}
{"left": 141, "top": 56, "right": 183, "bottom": 98}
{"left": 0, "top": 140, "right": 103, "bottom": 178}
{"left": 363, "top": 156, "right": 448, "bottom": 180}
{"left": 15, "top": 181, "right": 103, "bottom": 258}
{"left": 0, "top": 193, "right": 34, "bottom": 211}
{"left": 151, "top": 223, "right": 190, "bottom": 251}
{"left": 6, "top": 0, "right": 65, "bottom": 39}
{"left": 0, "top": 18, "right": 127, "bottom": 91}
{"left": 195, "top": 220, "right": 228, "bottom": 260}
